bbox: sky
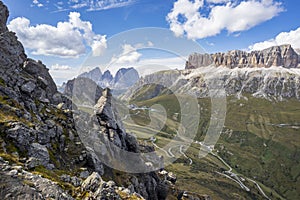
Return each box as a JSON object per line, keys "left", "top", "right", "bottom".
{"left": 2, "top": 0, "right": 300, "bottom": 85}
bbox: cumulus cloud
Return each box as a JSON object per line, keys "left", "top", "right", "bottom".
{"left": 32, "top": 0, "right": 43, "bottom": 7}
{"left": 8, "top": 12, "right": 107, "bottom": 57}
{"left": 110, "top": 41, "right": 154, "bottom": 64}
{"left": 51, "top": 64, "right": 72, "bottom": 70}
{"left": 249, "top": 27, "right": 300, "bottom": 51}
{"left": 166, "top": 0, "right": 284, "bottom": 39}
{"left": 112, "top": 44, "right": 142, "bottom": 64}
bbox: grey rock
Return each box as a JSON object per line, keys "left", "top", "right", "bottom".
{"left": 37, "top": 130, "right": 50, "bottom": 145}
{"left": 0, "top": 158, "right": 74, "bottom": 200}
{"left": 81, "top": 174, "right": 121, "bottom": 200}
{"left": 79, "top": 170, "right": 90, "bottom": 179}
{"left": 0, "top": 1, "right": 8, "bottom": 33}
{"left": 106, "top": 180, "right": 116, "bottom": 188}
{"left": 186, "top": 44, "right": 300, "bottom": 69}
{"left": 26, "top": 157, "right": 41, "bottom": 169}
{"left": 60, "top": 174, "right": 71, "bottom": 183}
{"left": 8, "top": 169, "right": 18, "bottom": 177}
{"left": 28, "top": 143, "right": 50, "bottom": 168}
{"left": 81, "top": 172, "right": 103, "bottom": 193}
{"left": 85, "top": 147, "right": 104, "bottom": 175}
{"left": 94, "top": 88, "right": 117, "bottom": 128}
{"left": 124, "top": 64, "right": 300, "bottom": 101}
{"left": 79, "top": 67, "right": 102, "bottom": 83}
{"left": 71, "top": 176, "right": 81, "bottom": 187}
{"left": 7, "top": 123, "right": 36, "bottom": 151}
{"left": 45, "top": 119, "right": 56, "bottom": 128}
{"left": 64, "top": 77, "right": 103, "bottom": 105}
{"left": 0, "top": 31, "right": 26, "bottom": 71}
{"left": 114, "top": 67, "right": 139, "bottom": 89}
{"left": 77, "top": 67, "right": 139, "bottom": 90}
{"left": 23, "top": 59, "right": 58, "bottom": 103}
{"left": 101, "top": 70, "right": 113, "bottom": 87}
{"left": 21, "top": 81, "right": 36, "bottom": 93}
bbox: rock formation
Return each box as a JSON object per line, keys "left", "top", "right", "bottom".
{"left": 101, "top": 70, "right": 114, "bottom": 87}
{"left": 123, "top": 64, "right": 300, "bottom": 101}
{"left": 79, "top": 67, "right": 102, "bottom": 84}
{"left": 76, "top": 67, "right": 139, "bottom": 90}
{"left": 186, "top": 45, "right": 300, "bottom": 69}
{"left": 0, "top": 1, "right": 173, "bottom": 199}
{"left": 113, "top": 67, "right": 140, "bottom": 88}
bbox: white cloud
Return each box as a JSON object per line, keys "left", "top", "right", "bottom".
{"left": 66, "top": 0, "right": 136, "bottom": 11}
{"left": 32, "top": 0, "right": 44, "bottom": 7}
{"left": 112, "top": 44, "right": 142, "bottom": 64}
{"left": 32, "top": 0, "right": 135, "bottom": 11}
{"left": 51, "top": 64, "right": 72, "bottom": 70}
{"left": 166, "top": 0, "right": 284, "bottom": 39}
{"left": 249, "top": 27, "right": 300, "bottom": 51}
{"left": 147, "top": 41, "right": 154, "bottom": 47}
{"left": 8, "top": 12, "right": 107, "bottom": 58}
{"left": 110, "top": 41, "right": 154, "bottom": 64}
{"left": 206, "top": 0, "right": 230, "bottom": 4}
{"left": 206, "top": 41, "right": 215, "bottom": 46}
{"left": 136, "top": 57, "right": 186, "bottom": 77}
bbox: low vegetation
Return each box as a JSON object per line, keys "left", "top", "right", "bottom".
{"left": 129, "top": 90, "right": 300, "bottom": 199}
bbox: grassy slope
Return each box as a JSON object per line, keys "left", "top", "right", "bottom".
{"left": 128, "top": 93, "right": 300, "bottom": 199}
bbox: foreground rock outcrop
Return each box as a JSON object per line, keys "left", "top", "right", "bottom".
{"left": 0, "top": 1, "right": 171, "bottom": 199}
{"left": 186, "top": 44, "right": 300, "bottom": 69}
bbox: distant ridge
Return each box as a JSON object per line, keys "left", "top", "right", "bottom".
{"left": 78, "top": 67, "right": 139, "bottom": 89}
{"left": 186, "top": 44, "right": 300, "bottom": 69}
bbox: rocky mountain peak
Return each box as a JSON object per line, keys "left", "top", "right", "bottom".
{"left": 186, "top": 44, "right": 300, "bottom": 69}
{"left": 79, "top": 67, "right": 102, "bottom": 83}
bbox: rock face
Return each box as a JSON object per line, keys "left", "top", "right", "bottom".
{"left": 64, "top": 77, "right": 103, "bottom": 105}
{"left": 114, "top": 67, "right": 140, "bottom": 89}
{"left": 0, "top": 1, "right": 8, "bottom": 33}
{"left": 0, "top": 2, "right": 170, "bottom": 199}
{"left": 124, "top": 45, "right": 300, "bottom": 102}
{"left": 186, "top": 45, "right": 300, "bottom": 69}
{"left": 124, "top": 66, "right": 300, "bottom": 101}
{"left": 79, "top": 67, "right": 102, "bottom": 83}
{"left": 101, "top": 70, "right": 114, "bottom": 87}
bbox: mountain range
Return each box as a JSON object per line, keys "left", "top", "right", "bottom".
{"left": 123, "top": 45, "right": 300, "bottom": 102}
{"left": 78, "top": 67, "right": 139, "bottom": 90}
{"left": 186, "top": 44, "right": 300, "bottom": 69}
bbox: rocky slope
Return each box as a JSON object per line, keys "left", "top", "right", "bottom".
{"left": 0, "top": 1, "right": 177, "bottom": 199}
{"left": 186, "top": 44, "right": 300, "bottom": 69}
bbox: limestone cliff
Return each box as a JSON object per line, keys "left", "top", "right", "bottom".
{"left": 186, "top": 45, "right": 300, "bottom": 69}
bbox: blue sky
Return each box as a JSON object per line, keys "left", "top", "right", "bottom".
{"left": 2, "top": 0, "right": 300, "bottom": 84}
